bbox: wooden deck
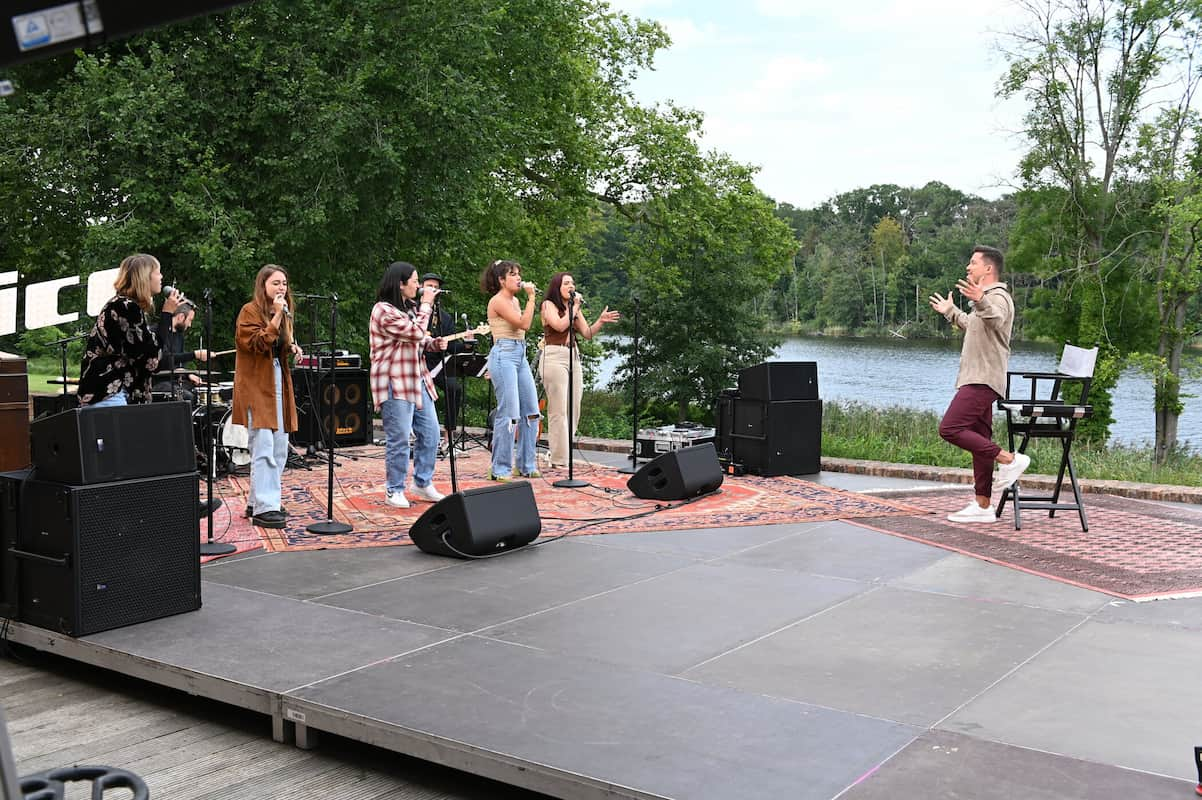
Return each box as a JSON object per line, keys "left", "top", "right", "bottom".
{"left": 0, "top": 644, "right": 548, "bottom": 800}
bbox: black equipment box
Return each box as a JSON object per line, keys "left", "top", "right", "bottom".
{"left": 731, "top": 398, "right": 822, "bottom": 476}
{"left": 738, "top": 361, "right": 818, "bottom": 402}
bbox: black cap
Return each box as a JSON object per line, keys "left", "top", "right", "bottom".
{"left": 420, "top": 272, "right": 444, "bottom": 285}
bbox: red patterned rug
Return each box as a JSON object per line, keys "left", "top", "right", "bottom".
{"left": 851, "top": 489, "right": 1202, "bottom": 600}
{"left": 199, "top": 444, "right": 923, "bottom": 558}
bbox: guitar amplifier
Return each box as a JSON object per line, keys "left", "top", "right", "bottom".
{"left": 296, "top": 351, "right": 362, "bottom": 370}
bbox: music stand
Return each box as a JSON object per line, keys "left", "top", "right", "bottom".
{"left": 446, "top": 352, "right": 489, "bottom": 451}
{"left": 306, "top": 293, "right": 352, "bottom": 536}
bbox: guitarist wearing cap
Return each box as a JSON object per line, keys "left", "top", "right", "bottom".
{"left": 421, "top": 272, "right": 476, "bottom": 456}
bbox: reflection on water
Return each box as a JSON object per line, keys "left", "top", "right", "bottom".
{"left": 593, "top": 335, "right": 1201, "bottom": 447}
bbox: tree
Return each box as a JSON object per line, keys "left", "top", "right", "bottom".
{"left": 999, "top": 0, "right": 1201, "bottom": 441}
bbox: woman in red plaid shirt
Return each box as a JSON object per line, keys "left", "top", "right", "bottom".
{"left": 369, "top": 261, "right": 449, "bottom": 509}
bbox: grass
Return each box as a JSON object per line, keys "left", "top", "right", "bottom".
{"left": 822, "top": 401, "right": 1202, "bottom": 487}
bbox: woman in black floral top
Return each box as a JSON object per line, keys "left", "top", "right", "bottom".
{"left": 78, "top": 253, "right": 183, "bottom": 407}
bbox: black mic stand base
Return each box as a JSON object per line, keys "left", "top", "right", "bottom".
{"left": 198, "top": 497, "right": 224, "bottom": 515}
{"left": 617, "top": 454, "right": 641, "bottom": 475}
{"left": 552, "top": 477, "right": 589, "bottom": 488}
{"left": 307, "top": 519, "right": 353, "bottom": 536}
{"left": 200, "top": 540, "right": 237, "bottom": 556}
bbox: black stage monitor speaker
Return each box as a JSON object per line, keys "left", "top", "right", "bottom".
{"left": 627, "top": 442, "right": 724, "bottom": 501}
{"left": 409, "top": 481, "right": 541, "bottom": 558}
{"left": 14, "top": 472, "right": 201, "bottom": 636}
{"left": 0, "top": 469, "right": 30, "bottom": 619}
{"left": 30, "top": 402, "right": 195, "bottom": 485}
{"left": 738, "top": 361, "right": 819, "bottom": 402}
{"left": 732, "top": 399, "right": 822, "bottom": 476}
{"left": 291, "top": 368, "right": 372, "bottom": 448}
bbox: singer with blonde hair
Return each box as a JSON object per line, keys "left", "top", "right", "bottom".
{"left": 232, "top": 264, "right": 303, "bottom": 529}
{"left": 79, "top": 253, "right": 184, "bottom": 408}
{"left": 481, "top": 259, "right": 540, "bottom": 480}
{"left": 538, "top": 272, "right": 620, "bottom": 469}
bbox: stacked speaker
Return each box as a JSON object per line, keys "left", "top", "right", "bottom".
{"left": 717, "top": 362, "right": 822, "bottom": 476}
{"left": 4, "top": 403, "right": 202, "bottom": 636}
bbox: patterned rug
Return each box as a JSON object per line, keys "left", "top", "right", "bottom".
{"left": 851, "top": 489, "right": 1202, "bottom": 600}
{"left": 199, "top": 444, "right": 924, "bottom": 558}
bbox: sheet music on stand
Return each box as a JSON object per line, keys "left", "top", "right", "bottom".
{"left": 443, "top": 352, "right": 488, "bottom": 379}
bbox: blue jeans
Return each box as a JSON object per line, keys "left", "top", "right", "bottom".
{"left": 87, "top": 390, "right": 128, "bottom": 409}
{"left": 380, "top": 386, "right": 439, "bottom": 495}
{"left": 247, "top": 360, "right": 288, "bottom": 515}
{"left": 487, "top": 338, "right": 539, "bottom": 477}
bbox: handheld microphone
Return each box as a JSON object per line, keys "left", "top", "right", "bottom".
{"left": 277, "top": 296, "right": 291, "bottom": 317}
{"left": 163, "top": 285, "right": 178, "bottom": 296}
{"left": 571, "top": 291, "right": 588, "bottom": 306}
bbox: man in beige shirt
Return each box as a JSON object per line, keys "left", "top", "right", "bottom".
{"left": 929, "top": 246, "right": 1030, "bottom": 523}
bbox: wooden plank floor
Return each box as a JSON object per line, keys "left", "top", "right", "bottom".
{"left": 0, "top": 643, "right": 550, "bottom": 800}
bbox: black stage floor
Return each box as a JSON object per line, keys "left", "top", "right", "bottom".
{"left": 6, "top": 475, "right": 1201, "bottom": 799}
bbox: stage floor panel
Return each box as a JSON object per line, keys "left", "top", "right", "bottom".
{"left": 284, "top": 635, "right": 919, "bottom": 800}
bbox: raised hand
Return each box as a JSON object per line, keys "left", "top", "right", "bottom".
{"left": 928, "top": 290, "right": 955, "bottom": 315}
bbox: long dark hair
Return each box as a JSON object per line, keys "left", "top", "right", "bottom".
{"left": 480, "top": 259, "right": 520, "bottom": 295}
{"left": 377, "top": 261, "right": 417, "bottom": 311}
{"left": 546, "top": 272, "right": 571, "bottom": 315}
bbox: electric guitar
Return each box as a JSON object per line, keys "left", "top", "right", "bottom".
{"left": 428, "top": 324, "right": 490, "bottom": 380}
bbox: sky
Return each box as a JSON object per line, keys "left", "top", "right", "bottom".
{"left": 606, "top": 0, "right": 1032, "bottom": 209}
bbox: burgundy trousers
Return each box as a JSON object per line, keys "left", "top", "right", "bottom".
{"left": 939, "top": 383, "right": 1001, "bottom": 500}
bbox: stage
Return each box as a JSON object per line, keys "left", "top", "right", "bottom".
{"left": 3, "top": 454, "right": 1199, "bottom": 799}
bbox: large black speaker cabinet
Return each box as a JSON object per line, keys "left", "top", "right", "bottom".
{"left": 738, "top": 361, "right": 818, "bottom": 402}
{"left": 14, "top": 472, "right": 201, "bottom": 636}
{"left": 409, "top": 481, "right": 541, "bottom": 558}
{"left": 30, "top": 402, "right": 194, "bottom": 485}
{"left": 627, "top": 443, "right": 724, "bottom": 501}
{"left": 0, "top": 469, "right": 30, "bottom": 620}
{"left": 732, "top": 399, "right": 822, "bottom": 476}
{"left": 291, "top": 368, "right": 372, "bottom": 448}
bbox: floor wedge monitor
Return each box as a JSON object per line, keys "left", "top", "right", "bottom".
{"left": 627, "top": 442, "right": 724, "bottom": 501}
{"left": 409, "top": 481, "right": 541, "bottom": 558}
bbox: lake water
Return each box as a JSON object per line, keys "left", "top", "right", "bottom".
{"left": 593, "top": 335, "right": 1202, "bottom": 447}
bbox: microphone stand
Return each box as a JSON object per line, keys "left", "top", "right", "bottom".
{"left": 553, "top": 293, "right": 588, "bottom": 489}
{"left": 308, "top": 293, "right": 353, "bottom": 536}
{"left": 618, "top": 295, "right": 641, "bottom": 474}
{"left": 48, "top": 332, "right": 86, "bottom": 405}
{"left": 199, "top": 288, "right": 234, "bottom": 556}
{"left": 435, "top": 294, "right": 459, "bottom": 495}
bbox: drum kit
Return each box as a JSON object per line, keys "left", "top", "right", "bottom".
{"left": 153, "top": 368, "right": 250, "bottom": 473}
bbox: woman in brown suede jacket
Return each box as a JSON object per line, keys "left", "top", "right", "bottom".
{"left": 233, "top": 265, "right": 302, "bottom": 529}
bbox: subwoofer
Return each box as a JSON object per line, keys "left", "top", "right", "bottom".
{"left": 627, "top": 442, "right": 724, "bottom": 501}
{"left": 732, "top": 399, "right": 822, "bottom": 476}
{"left": 14, "top": 472, "right": 201, "bottom": 636}
{"left": 0, "top": 469, "right": 30, "bottom": 619}
{"left": 30, "top": 402, "right": 195, "bottom": 485}
{"left": 737, "top": 361, "right": 818, "bottom": 402}
{"left": 291, "top": 368, "right": 372, "bottom": 447}
{"left": 409, "top": 481, "right": 541, "bottom": 558}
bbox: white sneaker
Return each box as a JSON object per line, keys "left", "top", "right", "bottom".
{"left": 993, "top": 452, "right": 1031, "bottom": 495}
{"left": 410, "top": 483, "right": 445, "bottom": 503}
{"left": 386, "top": 490, "right": 410, "bottom": 508}
{"left": 947, "top": 502, "right": 998, "bottom": 523}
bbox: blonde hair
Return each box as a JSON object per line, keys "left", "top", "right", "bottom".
{"left": 113, "top": 253, "right": 159, "bottom": 312}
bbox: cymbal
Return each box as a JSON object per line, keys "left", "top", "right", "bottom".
{"left": 153, "top": 368, "right": 196, "bottom": 377}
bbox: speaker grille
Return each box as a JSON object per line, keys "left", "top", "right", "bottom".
{"left": 292, "top": 368, "right": 372, "bottom": 447}
{"left": 19, "top": 473, "right": 201, "bottom": 636}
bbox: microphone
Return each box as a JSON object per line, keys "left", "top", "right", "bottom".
{"left": 571, "top": 291, "right": 587, "bottom": 306}
{"left": 522, "top": 282, "right": 541, "bottom": 294}
{"left": 163, "top": 285, "right": 178, "bottom": 296}
{"left": 277, "top": 296, "right": 291, "bottom": 317}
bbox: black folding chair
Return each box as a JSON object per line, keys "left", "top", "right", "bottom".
{"left": 995, "top": 344, "right": 1097, "bottom": 531}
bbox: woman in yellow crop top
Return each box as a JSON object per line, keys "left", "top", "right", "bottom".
{"left": 482, "top": 259, "right": 540, "bottom": 480}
